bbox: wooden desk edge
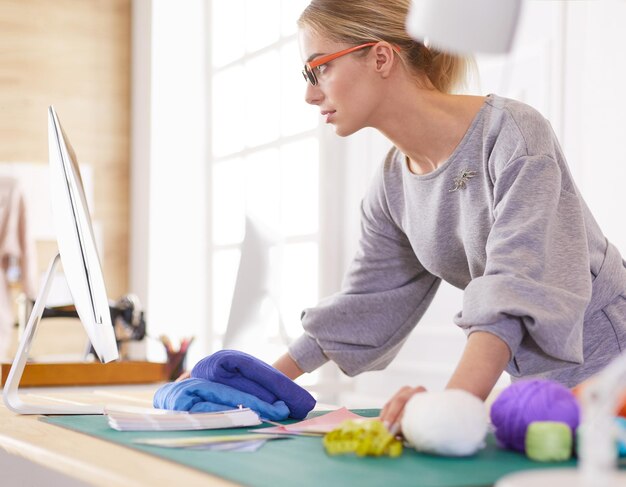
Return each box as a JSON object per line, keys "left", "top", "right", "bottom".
{"left": 0, "top": 388, "right": 239, "bottom": 487}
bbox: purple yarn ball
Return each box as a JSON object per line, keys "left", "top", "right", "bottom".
{"left": 490, "top": 379, "right": 580, "bottom": 453}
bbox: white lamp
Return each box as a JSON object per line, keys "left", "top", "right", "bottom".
{"left": 406, "top": 0, "right": 522, "bottom": 55}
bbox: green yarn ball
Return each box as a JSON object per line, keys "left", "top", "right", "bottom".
{"left": 525, "top": 421, "right": 573, "bottom": 462}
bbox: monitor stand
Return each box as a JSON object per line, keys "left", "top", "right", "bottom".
{"left": 2, "top": 253, "right": 104, "bottom": 415}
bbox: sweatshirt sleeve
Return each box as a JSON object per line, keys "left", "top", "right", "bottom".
{"left": 454, "top": 154, "right": 591, "bottom": 371}
{"left": 289, "top": 164, "right": 441, "bottom": 376}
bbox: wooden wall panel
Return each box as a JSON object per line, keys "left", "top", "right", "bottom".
{"left": 0, "top": 0, "right": 131, "bottom": 298}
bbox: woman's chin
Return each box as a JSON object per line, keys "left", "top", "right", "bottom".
{"left": 331, "top": 123, "right": 359, "bottom": 137}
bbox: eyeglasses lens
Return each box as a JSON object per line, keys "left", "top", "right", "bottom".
{"left": 302, "top": 65, "right": 317, "bottom": 86}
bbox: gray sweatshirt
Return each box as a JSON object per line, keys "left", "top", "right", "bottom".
{"left": 289, "top": 94, "right": 626, "bottom": 388}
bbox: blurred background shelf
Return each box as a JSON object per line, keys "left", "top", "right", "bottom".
{"left": 0, "top": 361, "right": 167, "bottom": 387}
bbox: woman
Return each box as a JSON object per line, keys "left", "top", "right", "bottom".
{"left": 271, "top": 0, "right": 626, "bottom": 433}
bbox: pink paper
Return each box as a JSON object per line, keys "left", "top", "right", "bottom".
{"left": 256, "top": 408, "right": 376, "bottom": 436}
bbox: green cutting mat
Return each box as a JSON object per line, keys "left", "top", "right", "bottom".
{"left": 41, "top": 410, "right": 623, "bottom": 487}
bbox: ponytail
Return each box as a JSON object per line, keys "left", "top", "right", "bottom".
{"left": 426, "top": 48, "right": 469, "bottom": 93}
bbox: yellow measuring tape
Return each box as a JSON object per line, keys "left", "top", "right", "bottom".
{"left": 323, "top": 419, "right": 403, "bottom": 457}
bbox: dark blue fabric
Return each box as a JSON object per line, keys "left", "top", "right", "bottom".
{"left": 191, "top": 350, "right": 316, "bottom": 419}
{"left": 153, "top": 378, "right": 290, "bottom": 420}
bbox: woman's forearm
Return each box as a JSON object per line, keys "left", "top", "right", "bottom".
{"left": 446, "top": 331, "right": 511, "bottom": 400}
{"left": 272, "top": 352, "right": 305, "bottom": 380}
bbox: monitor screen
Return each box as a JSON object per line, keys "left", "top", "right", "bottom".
{"left": 48, "top": 106, "right": 118, "bottom": 363}
{"left": 222, "top": 216, "right": 282, "bottom": 353}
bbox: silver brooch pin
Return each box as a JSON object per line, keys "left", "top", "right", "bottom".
{"left": 448, "top": 169, "right": 477, "bottom": 192}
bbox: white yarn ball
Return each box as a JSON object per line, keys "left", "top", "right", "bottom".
{"left": 401, "top": 389, "right": 488, "bottom": 456}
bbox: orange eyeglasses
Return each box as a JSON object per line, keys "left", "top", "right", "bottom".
{"left": 302, "top": 42, "right": 379, "bottom": 86}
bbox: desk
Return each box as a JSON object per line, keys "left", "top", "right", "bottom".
{"left": 0, "top": 384, "right": 236, "bottom": 487}
{"left": 3, "top": 387, "right": 622, "bottom": 487}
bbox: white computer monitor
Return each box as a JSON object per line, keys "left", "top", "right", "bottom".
{"left": 2, "top": 106, "right": 119, "bottom": 414}
{"left": 222, "top": 216, "right": 285, "bottom": 352}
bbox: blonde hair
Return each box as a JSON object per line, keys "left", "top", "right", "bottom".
{"left": 298, "top": 0, "right": 470, "bottom": 93}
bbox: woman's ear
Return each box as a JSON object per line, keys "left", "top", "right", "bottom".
{"left": 372, "top": 42, "right": 396, "bottom": 78}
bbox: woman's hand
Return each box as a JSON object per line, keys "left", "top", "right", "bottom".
{"left": 379, "top": 332, "right": 509, "bottom": 435}
{"left": 379, "top": 385, "right": 427, "bottom": 435}
{"left": 175, "top": 371, "right": 190, "bottom": 382}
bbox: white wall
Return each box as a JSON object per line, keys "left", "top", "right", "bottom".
{"left": 562, "top": 1, "right": 626, "bottom": 254}
{"left": 130, "top": 0, "right": 209, "bottom": 366}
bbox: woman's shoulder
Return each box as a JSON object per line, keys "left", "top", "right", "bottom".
{"left": 361, "top": 146, "right": 405, "bottom": 212}
{"left": 355, "top": 146, "right": 407, "bottom": 231}
{"left": 485, "top": 94, "right": 547, "bottom": 125}
{"left": 380, "top": 146, "right": 409, "bottom": 194}
{"left": 483, "top": 94, "right": 559, "bottom": 160}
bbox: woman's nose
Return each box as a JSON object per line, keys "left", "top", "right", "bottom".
{"left": 304, "top": 83, "right": 323, "bottom": 105}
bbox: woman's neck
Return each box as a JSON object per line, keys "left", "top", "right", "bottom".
{"left": 372, "top": 83, "right": 485, "bottom": 175}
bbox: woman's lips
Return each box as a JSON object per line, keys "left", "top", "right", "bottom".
{"left": 321, "top": 110, "right": 336, "bottom": 123}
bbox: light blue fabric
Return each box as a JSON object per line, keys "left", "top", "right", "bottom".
{"left": 153, "top": 378, "right": 290, "bottom": 421}
{"left": 617, "top": 417, "right": 626, "bottom": 457}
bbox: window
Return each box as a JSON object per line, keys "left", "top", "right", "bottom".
{"left": 208, "top": 0, "right": 319, "bottom": 365}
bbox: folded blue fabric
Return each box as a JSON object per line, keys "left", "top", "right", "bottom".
{"left": 191, "top": 350, "right": 316, "bottom": 419}
{"left": 153, "top": 378, "right": 290, "bottom": 421}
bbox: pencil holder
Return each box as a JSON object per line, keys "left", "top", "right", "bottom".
{"left": 165, "top": 350, "right": 188, "bottom": 381}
